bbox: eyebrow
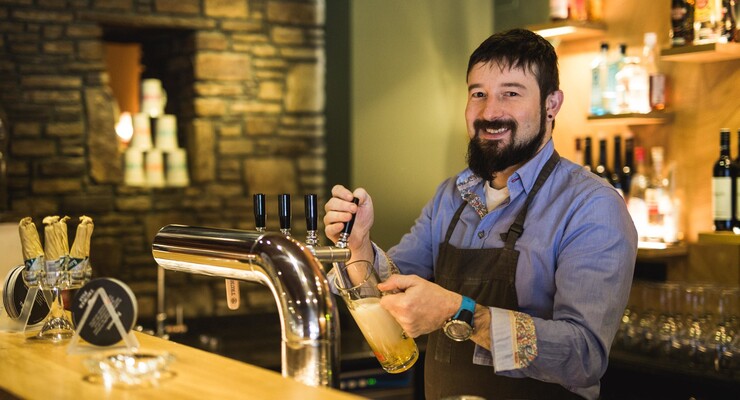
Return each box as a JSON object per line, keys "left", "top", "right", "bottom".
{"left": 467, "top": 82, "right": 528, "bottom": 91}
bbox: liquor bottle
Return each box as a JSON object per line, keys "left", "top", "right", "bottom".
{"left": 720, "top": 0, "right": 738, "bottom": 42}
{"left": 574, "top": 137, "right": 585, "bottom": 166}
{"left": 695, "top": 0, "right": 722, "bottom": 43}
{"left": 587, "top": 0, "right": 604, "bottom": 22}
{"left": 569, "top": 0, "right": 588, "bottom": 21}
{"left": 671, "top": 0, "right": 695, "bottom": 46}
{"left": 713, "top": 129, "right": 733, "bottom": 231}
{"left": 606, "top": 43, "right": 626, "bottom": 114}
{"left": 645, "top": 147, "right": 673, "bottom": 241}
{"left": 616, "top": 56, "right": 650, "bottom": 114}
{"left": 583, "top": 137, "right": 594, "bottom": 172}
{"left": 643, "top": 32, "right": 667, "bottom": 111}
{"left": 590, "top": 43, "right": 609, "bottom": 116}
{"left": 733, "top": 129, "right": 740, "bottom": 229}
{"left": 594, "top": 136, "right": 611, "bottom": 182}
{"left": 610, "top": 135, "right": 625, "bottom": 196}
{"left": 628, "top": 146, "right": 650, "bottom": 240}
{"left": 550, "top": 0, "right": 569, "bottom": 21}
{"left": 622, "top": 135, "right": 635, "bottom": 197}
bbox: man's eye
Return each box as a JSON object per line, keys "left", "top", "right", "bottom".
{"left": 471, "top": 92, "right": 485, "bottom": 98}
{"left": 504, "top": 91, "right": 519, "bottom": 97}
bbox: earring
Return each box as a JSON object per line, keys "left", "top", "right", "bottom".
{"left": 548, "top": 114, "right": 553, "bottom": 119}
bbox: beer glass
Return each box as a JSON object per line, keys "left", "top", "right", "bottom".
{"left": 335, "top": 260, "right": 418, "bottom": 373}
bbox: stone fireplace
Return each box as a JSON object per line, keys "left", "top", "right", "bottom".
{"left": 0, "top": 0, "right": 327, "bottom": 320}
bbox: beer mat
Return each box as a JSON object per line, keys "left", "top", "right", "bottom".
{"left": 2, "top": 265, "right": 49, "bottom": 324}
{"left": 71, "top": 278, "right": 137, "bottom": 347}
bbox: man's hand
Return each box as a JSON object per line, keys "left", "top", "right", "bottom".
{"left": 323, "top": 185, "right": 375, "bottom": 262}
{"left": 377, "top": 274, "right": 461, "bottom": 338}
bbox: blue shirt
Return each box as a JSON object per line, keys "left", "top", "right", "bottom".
{"left": 374, "top": 139, "right": 637, "bottom": 399}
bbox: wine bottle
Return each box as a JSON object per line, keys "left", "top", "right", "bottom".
{"left": 594, "top": 136, "right": 611, "bottom": 182}
{"left": 713, "top": 129, "right": 733, "bottom": 231}
{"left": 583, "top": 136, "right": 594, "bottom": 172}
{"left": 622, "top": 136, "right": 635, "bottom": 197}
{"left": 610, "top": 135, "right": 625, "bottom": 196}
{"left": 574, "top": 137, "right": 585, "bottom": 166}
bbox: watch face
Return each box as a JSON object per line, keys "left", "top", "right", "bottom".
{"left": 444, "top": 320, "right": 473, "bottom": 341}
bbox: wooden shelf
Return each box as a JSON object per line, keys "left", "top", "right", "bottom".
{"left": 660, "top": 42, "right": 740, "bottom": 63}
{"left": 636, "top": 242, "right": 688, "bottom": 260}
{"left": 587, "top": 111, "right": 674, "bottom": 126}
{"left": 527, "top": 20, "right": 607, "bottom": 42}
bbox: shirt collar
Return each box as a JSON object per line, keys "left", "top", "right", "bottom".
{"left": 456, "top": 139, "right": 555, "bottom": 218}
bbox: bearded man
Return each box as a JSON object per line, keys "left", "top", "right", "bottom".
{"left": 324, "top": 29, "right": 637, "bottom": 400}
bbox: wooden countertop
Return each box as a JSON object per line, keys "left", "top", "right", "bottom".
{"left": 0, "top": 330, "right": 363, "bottom": 400}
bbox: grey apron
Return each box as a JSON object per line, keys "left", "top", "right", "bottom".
{"left": 425, "top": 151, "right": 583, "bottom": 399}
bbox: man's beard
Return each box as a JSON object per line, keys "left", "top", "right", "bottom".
{"left": 466, "top": 105, "right": 547, "bottom": 180}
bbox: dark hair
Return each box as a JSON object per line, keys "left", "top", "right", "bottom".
{"left": 467, "top": 29, "right": 559, "bottom": 100}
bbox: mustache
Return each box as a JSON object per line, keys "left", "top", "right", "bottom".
{"left": 473, "top": 119, "right": 518, "bottom": 136}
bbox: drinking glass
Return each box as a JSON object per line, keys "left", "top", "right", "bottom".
{"left": 335, "top": 260, "right": 418, "bottom": 374}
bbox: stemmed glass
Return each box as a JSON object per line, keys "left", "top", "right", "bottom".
{"left": 23, "top": 255, "right": 90, "bottom": 341}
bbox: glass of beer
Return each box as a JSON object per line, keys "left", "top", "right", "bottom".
{"left": 335, "top": 260, "right": 418, "bottom": 373}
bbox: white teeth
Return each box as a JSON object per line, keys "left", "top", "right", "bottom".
{"left": 485, "top": 127, "right": 507, "bottom": 134}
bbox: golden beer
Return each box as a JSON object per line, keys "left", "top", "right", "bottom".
{"left": 347, "top": 297, "right": 418, "bottom": 373}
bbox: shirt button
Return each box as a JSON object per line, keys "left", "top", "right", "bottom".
{"left": 477, "top": 231, "right": 485, "bottom": 239}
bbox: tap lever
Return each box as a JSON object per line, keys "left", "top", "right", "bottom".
{"left": 305, "top": 194, "right": 318, "bottom": 231}
{"left": 305, "top": 194, "right": 318, "bottom": 246}
{"left": 337, "top": 197, "right": 360, "bottom": 248}
{"left": 254, "top": 193, "right": 266, "bottom": 231}
{"left": 279, "top": 193, "right": 291, "bottom": 235}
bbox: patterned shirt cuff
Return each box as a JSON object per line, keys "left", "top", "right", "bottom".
{"left": 491, "top": 308, "right": 538, "bottom": 371}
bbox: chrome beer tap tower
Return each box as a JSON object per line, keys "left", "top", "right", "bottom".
{"left": 151, "top": 193, "right": 352, "bottom": 388}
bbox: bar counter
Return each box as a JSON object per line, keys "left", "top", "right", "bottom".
{"left": 0, "top": 330, "right": 362, "bottom": 400}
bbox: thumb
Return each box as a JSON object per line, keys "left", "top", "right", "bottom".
{"left": 377, "top": 274, "right": 417, "bottom": 293}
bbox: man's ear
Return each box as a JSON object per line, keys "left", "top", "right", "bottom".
{"left": 546, "top": 90, "right": 564, "bottom": 119}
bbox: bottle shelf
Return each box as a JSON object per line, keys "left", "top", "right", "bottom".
{"left": 660, "top": 42, "right": 740, "bottom": 63}
{"left": 636, "top": 242, "right": 688, "bottom": 260}
{"left": 587, "top": 112, "right": 674, "bottom": 126}
{"left": 527, "top": 20, "right": 607, "bottom": 41}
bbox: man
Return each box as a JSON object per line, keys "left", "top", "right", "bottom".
{"left": 324, "top": 29, "right": 637, "bottom": 399}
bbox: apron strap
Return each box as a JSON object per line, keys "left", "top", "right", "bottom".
{"left": 502, "top": 150, "right": 561, "bottom": 249}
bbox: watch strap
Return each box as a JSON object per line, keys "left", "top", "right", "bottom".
{"left": 453, "top": 295, "right": 475, "bottom": 328}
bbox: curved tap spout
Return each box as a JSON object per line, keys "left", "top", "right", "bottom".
{"left": 151, "top": 224, "right": 339, "bottom": 388}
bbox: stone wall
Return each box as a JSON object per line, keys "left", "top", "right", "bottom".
{"left": 0, "top": 0, "right": 326, "bottom": 321}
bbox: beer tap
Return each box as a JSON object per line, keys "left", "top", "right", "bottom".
{"left": 278, "top": 193, "right": 291, "bottom": 236}
{"left": 333, "top": 197, "right": 359, "bottom": 287}
{"left": 304, "top": 194, "right": 319, "bottom": 247}
{"left": 254, "top": 193, "right": 266, "bottom": 233}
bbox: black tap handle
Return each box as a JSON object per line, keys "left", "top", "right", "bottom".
{"left": 253, "top": 193, "right": 266, "bottom": 229}
{"left": 278, "top": 194, "right": 291, "bottom": 230}
{"left": 341, "top": 197, "right": 360, "bottom": 237}
{"left": 305, "top": 194, "right": 318, "bottom": 231}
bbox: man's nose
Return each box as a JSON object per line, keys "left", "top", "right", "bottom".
{"left": 481, "top": 97, "right": 502, "bottom": 120}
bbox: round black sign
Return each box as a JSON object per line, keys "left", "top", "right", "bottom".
{"left": 71, "top": 278, "right": 138, "bottom": 347}
{"left": 2, "top": 265, "right": 50, "bottom": 325}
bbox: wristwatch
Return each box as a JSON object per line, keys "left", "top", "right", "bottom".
{"left": 443, "top": 295, "right": 475, "bottom": 341}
